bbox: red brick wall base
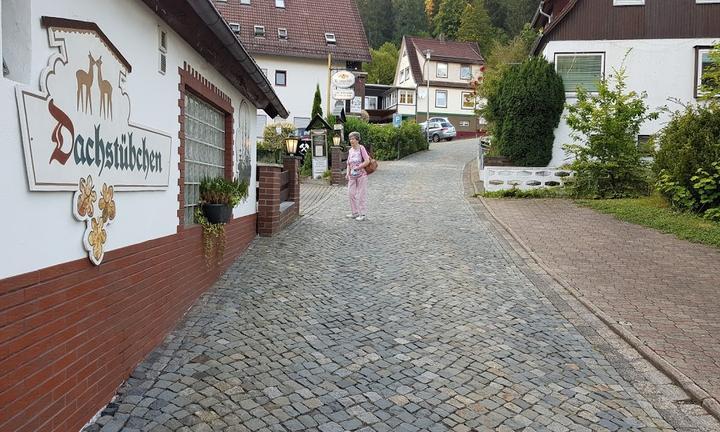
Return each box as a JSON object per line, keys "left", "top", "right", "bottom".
{"left": 0, "top": 215, "right": 256, "bottom": 432}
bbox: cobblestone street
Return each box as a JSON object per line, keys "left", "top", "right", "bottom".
{"left": 87, "top": 140, "right": 719, "bottom": 432}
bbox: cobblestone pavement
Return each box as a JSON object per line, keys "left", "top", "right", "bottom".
{"left": 299, "top": 179, "right": 342, "bottom": 217}
{"left": 86, "top": 140, "right": 719, "bottom": 431}
{"left": 482, "top": 198, "right": 720, "bottom": 406}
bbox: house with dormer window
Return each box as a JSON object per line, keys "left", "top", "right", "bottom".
{"left": 215, "top": 0, "right": 371, "bottom": 137}
{"left": 382, "top": 36, "right": 485, "bottom": 138}
{"left": 532, "top": 0, "right": 720, "bottom": 166}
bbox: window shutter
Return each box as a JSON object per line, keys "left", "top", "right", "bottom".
{"left": 557, "top": 55, "right": 602, "bottom": 93}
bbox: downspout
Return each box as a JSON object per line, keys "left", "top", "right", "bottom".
{"left": 538, "top": 1, "right": 552, "bottom": 24}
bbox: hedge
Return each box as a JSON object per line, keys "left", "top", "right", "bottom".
{"left": 343, "top": 117, "right": 428, "bottom": 160}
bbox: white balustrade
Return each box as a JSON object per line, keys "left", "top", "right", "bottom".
{"left": 482, "top": 166, "right": 574, "bottom": 192}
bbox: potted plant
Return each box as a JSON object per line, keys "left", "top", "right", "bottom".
{"left": 199, "top": 176, "right": 249, "bottom": 224}
{"left": 196, "top": 176, "right": 249, "bottom": 267}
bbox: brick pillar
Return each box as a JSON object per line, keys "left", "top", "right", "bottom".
{"left": 331, "top": 146, "right": 348, "bottom": 186}
{"left": 283, "top": 156, "right": 300, "bottom": 203}
{"left": 256, "top": 163, "right": 282, "bottom": 236}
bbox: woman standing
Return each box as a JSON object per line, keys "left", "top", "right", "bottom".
{"left": 346, "top": 131, "right": 370, "bottom": 221}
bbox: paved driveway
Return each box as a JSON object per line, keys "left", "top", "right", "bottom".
{"left": 87, "top": 140, "right": 716, "bottom": 432}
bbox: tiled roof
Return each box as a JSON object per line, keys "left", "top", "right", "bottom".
{"left": 215, "top": 0, "right": 371, "bottom": 62}
{"left": 405, "top": 36, "right": 484, "bottom": 85}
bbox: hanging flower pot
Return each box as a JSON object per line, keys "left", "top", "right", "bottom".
{"left": 202, "top": 203, "right": 232, "bottom": 224}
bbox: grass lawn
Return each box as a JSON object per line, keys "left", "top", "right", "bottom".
{"left": 576, "top": 195, "right": 720, "bottom": 249}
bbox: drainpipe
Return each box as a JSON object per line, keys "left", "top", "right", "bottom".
{"left": 538, "top": 0, "right": 552, "bottom": 24}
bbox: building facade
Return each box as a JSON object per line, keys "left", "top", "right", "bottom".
{"left": 532, "top": 0, "right": 720, "bottom": 167}
{"left": 0, "top": 1, "right": 286, "bottom": 430}
{"left": 215, "top": 0, "right": 371, "bottom": 137}
{"left": 384, "top": 36, "right": 485, "bottom": 138}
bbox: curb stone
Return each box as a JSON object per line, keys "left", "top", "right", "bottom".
{"left": 477, "top": 194, "right": 720, "bottom": 424}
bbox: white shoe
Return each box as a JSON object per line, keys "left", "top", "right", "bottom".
{"left": 346, "top": 213, "right": 357, "bottom": 218}
{"left": 355, "top": 215, "right": 366, "bottom": 221}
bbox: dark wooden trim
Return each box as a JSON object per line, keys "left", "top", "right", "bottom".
{"left": 41, "top": 16, "right": 133, "bottom": 72}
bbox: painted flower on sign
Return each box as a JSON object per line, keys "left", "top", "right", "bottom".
{"left": 77, "top": 175, "right": 97, "bottom": 217}
{"left": 99, "top": 183, "right": 116, "bottom": 223}
{"left": 88, "top": 216, "right": 107, "bottom": 261}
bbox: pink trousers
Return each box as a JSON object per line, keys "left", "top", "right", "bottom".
{"left": 348, "top": 175, "right": 368, "bottom": 215}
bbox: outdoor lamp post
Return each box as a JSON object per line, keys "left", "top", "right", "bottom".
{"left": 285, "top": 135, "right": 299, "bottom": 156}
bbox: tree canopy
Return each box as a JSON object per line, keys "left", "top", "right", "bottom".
{"left": 364, "top": 42, "right": 400, "bottom": 85}
{"left": 457, "top": 0, "right": 504, "bottom": 57}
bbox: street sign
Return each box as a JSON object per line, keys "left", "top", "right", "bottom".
{"left": 332, "top": 87, "right": 354, "bottom": 100}
{"left": 331, "top": 70, "right": 356, "bottom": 88}
{"left": 393, "top": 113, "right": 402, "bottom": 128}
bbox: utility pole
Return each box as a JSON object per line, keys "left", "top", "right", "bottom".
{"left": 326, "top": 53, "right": 332, "bottom": 118}
{"left": 424, "top": 50, "right": 432, "bottom": 144}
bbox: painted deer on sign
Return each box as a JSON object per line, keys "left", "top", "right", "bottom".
{"left": 76, "top": 53, "right": 96, "bottom": 114}
{"left": 95, "top": 56, "right": 113, "bottom": 120}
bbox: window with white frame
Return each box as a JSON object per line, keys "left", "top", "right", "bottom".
{"left": 240, "top": 0, "right": 250, "bottom": 4}
{"left": 697, "top": 0, "right": 720, "bottom": 3}
{"left": 254, "top": 25, "right": 265, "bottom": 37}
{"left": 613, "top": 0, "right": 644, "bottom": 5}
{"left": 278, "top": 28, "right": 288, "bottom": 39}
{"left": 696, "top": 47, "right": 719, "bottom": 97}
{"left": 275, "top": 0, "right": 285, "bottom": 7}
{"left": 436, "top": 62, "right": 448, "bottom": 78}
{"left": 183, "top": 92, "right": 226, "bottom": 224}
{"left": 461, "top": 92, "right": 475, "bottom": 110}
{"left": 435, "top": 90, "right": 447, "bottom": 108}
{"left": 325, "top": 33, "right": 336, "bottom": 44}
{"left": 404, "top": 67, "right": 410, "bottom": 82}
{"left": 229, "top": 22, "right": 241, "bottom": 34}
{"left": 399, "top": 90, "right": 414, "bottom": 105}
{"left": 365, "top": 96, "right": 378, "bottom": 110}
{"left": 399, "top": 68, "right": 405, "bottom": 83}
{"left": 555, "top": 53, "right": 604, "bottom": 93}
{"left": 460, "top": 65, "right": 472, "bottom": 80}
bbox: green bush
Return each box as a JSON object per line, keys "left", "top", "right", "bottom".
{"left": 485, "top": 56, "right": 565, "bottom": 166}
{"left": 654, "top": 104, "right": 720, "bottom": 216}
{"left": 564, "top": 66, "right": 658, "bottom": 198}
{"left": 344, "top": 117, "right": 427, "bottom": 160}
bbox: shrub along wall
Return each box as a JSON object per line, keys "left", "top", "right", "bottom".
{"left": 344, "top": 117, "right": 428, "bottom": 160}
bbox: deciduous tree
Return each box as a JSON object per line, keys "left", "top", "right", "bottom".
{"left": 457, "top": 0, "right": 503, "bottom": 57}
{"left": 364, "top": 42, "right": 399, "bottom": 84}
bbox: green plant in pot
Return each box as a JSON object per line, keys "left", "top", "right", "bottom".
{"left": 196, "top": 176, "right": 249, "bottom": 267}
{"left": 199, "top": 176, "right": 249, "bottom": 224}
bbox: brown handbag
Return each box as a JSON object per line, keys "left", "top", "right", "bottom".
{"left": 363, "top": 146, "right": 378, "bottom": 174}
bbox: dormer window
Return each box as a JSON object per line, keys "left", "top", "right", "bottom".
{"left": 229, "top": 23, "right": 241, "bottom": 34}
{"left": 275, "top": 0, "right": 285, "bottom": 7}
{"left": 325, "top": 33, "right": 336, "bottom": 45}
{"left": 254, "top": 25, "right": 265, "bottom": 37}
{"left": 278, "top": 28, "right": 288, "bottom": 40}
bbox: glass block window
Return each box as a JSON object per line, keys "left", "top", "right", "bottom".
{"left": 555, "top": 53, "right": 604, "bottom": 93}
{"left": 184, "top": 92, "right": 226, "bottom": 224}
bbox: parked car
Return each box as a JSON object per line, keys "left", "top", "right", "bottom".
{"left": 422, "top": 121, "right": 456, "bottom": 142}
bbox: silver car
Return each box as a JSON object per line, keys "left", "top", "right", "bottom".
{"left": 422, "top": 121, "right": 456, "bottom": 142}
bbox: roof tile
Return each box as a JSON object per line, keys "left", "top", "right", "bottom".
{"left": 215, "top": 0, "right": 371, "bottom": 62}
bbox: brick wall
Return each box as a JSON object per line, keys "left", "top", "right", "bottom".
{"left": 257, "top": 158, "right": 299, "bottom": 237}
{"left": 0, "top": 216, "right": 256, "bottom": 432}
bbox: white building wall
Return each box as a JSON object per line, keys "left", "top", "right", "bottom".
{"left": 254, "top": 54, "right": 345, "bottom": 128}
{"left": 0, "top": 0, "right": 261, "bottom": 279}
{"left": 542, "top": 38, "right": 718, "bottom": 167}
